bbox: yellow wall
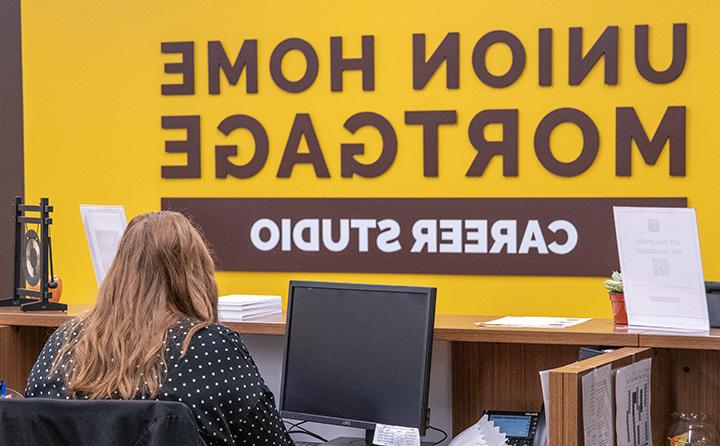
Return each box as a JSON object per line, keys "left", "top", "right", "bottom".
{"left": 21, "top": 0, "right": 720, "bottom": 316}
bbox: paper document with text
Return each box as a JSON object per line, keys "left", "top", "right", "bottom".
{"left": 582, "top": 364, "right": 614, "bottom": 446}
{"left": 615, "top": 358, "right": 652, "bottom": 446}
{"left": 80, "top": 205, "right": 127, "bottom": 285}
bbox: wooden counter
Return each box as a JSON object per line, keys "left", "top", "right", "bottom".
{"left": 0, "top": 306, "right": 638, "bottom": 346}
{"left": 9, "top": 305, "right": 720, "bottom": 349}
{"left": 638, "top": 328, "right": 720, "bottom": 350}
{"left": 0, "top": 305, "right": 91, "bottom": 327}
{"left": 433, "top": 315, "right": 638, "bottom": 346}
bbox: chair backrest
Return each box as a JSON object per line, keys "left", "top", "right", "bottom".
{"left": 0, "top": 398, "right": 206, "bottom": 446}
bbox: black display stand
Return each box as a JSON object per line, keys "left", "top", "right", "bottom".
{"left": 0, "top": 196, "right": 67, "bottom": 311}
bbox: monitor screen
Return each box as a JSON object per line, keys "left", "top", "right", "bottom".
{"left": 280, "top": 281, "right": 436, "bottom": 433}
{"left": 488, "top": 414, "right": 533, "bottom": 437}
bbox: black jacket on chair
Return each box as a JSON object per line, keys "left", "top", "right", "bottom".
{"left": 0, "top": 398, "right": 206, "bottom": 446}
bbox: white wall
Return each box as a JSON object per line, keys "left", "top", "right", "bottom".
{"left": 243, "top": 335, "right": 453, "bottom": 445}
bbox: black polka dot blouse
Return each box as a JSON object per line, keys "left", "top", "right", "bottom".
{"left": 26, "top": 318, "right": 294, "bottom": 446}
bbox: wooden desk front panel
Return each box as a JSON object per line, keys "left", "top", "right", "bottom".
{"left": 0, "top": 325, "right": 54, "bottom": 392}
{"left": 652, "top": 348, "right": 720, "bottom": 440}
{"left": 451, "top": 341, "right": 580, "bottom": 435}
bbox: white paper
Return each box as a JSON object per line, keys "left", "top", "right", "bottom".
{"left": 220, "top": 308, "right": 281, "bottom": 319}
{"left": 539, "top": 371, "right": 551, "bottom": 445}
{"left": 582, "top": 365, "right": 614, "bottom": 446}
{"left": 614, "top": 207, "right": 709, "bottom": 331}
{"left": 219, "top": 294, "right": 281, "bottom": 305}
{"left": 373, "top": 424, "right": 421, "bottom": 446}
{"left": 218, "top": 295, "right": 282, "bottom": 322}
{"left": 478, "top": 417, "right": 507, "bottom": 446}
{"left": 476, "top": 317, "right": 591, "bottom": 329}
{"left": 448, "top": 415, "right": 507, "bottom": 446}
{"left": 615, "top": 358, "right": 652, "bottom": 446}
{"left": 80, "top": 205, "right": 127, "bottom": 285}
{"left": 449, "top": 418, "right": 484, "bottom": 446}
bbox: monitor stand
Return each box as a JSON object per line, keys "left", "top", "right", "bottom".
{"left": 325, "top": 429, "right": 434, "bottom": 446}
{"left": 324, "top": 429, "right": 376, "bottom": 446}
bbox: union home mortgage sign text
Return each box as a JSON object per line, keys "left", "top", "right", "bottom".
{"left": 159, "top": 25, "right": 688, "bottom": 276}
{"left": 159, "top": 25, "right": 686, "bottom": 179}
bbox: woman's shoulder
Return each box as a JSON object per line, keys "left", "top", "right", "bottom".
{"left": 167, "top": 319, "right": 249, "bottom": 354}
{"left": 164, "top": 320, "right": 258, "bottom": 380}
{"left": 169, "top": 319, "right": 240, "bottom": 338}
{"left": 43, "top": 317, "right": 85, "bottom": 350}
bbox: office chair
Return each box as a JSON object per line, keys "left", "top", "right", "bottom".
{"left": 0, "top": 398, "right": 207, "bottom": 446}
{"left": 706, "top": 281, "right": 720, "bottom": 328}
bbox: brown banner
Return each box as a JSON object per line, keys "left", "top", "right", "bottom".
{"left": 162, "top": 197, "right": 686, "bottom": 277}
{"left": 0, "top": 0, "right": 24, "bottom": 297}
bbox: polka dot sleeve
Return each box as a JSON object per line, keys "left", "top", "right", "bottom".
{"left": 161, "top": 322, "right": 294, "bottom": 446}
{"left": 25, "top": 320, "right": 79, "bottom": 399}
{"left": 242, "top": 390, "right": 293, "bottom": 446}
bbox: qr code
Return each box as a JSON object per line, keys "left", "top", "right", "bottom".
{"left": 652, "top": 257, "right": 670, "bottom": 277}
{"left": 647, "top": 218, "right": 660, "bottom": 232}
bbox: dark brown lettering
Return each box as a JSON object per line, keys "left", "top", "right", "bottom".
{"left": 161, "top": 42, "right": 195, "bottom": 95}
{"left": 569, "top": 26, "right": 618, "bottom": 85}
{"left": 472, "top": 31, "right": 526, "bottom": 88}
{"left": 161, "top": 116, "right": 201, "bottom": 178}
{"left": 635, "top": 24, "right": 687, "bottom": 84}
{"left": 341, "top": 112, "right": 397, "bottom": 178}
{"left": 215, "top": 115, "right": 268, "bottom": 179}
{"left": 534, "top": 108, "right": 599, "bottom": 177}
{"left": 466, "top": 109, "right": 519, "bottom": 177}
{"left": 330, "top": 36, "right": 375, "bottom": 92}
{"left": 539, "top": 28, "right": 552, "bottom": 86}
{"left": 208, "top": 40, "right": 258, "bottom": 94}
{"left": 413, "top": 33, "right": 460, "bottom": 90}
{"left": 277, "top": 114, "right": 330, "bottom": 177}
{"left": 405, "top": 110, "right": 457, "bottom": 177}
{"left": 616, "top": 106, "right": 686, "bottom": 176}
{"left": 269, "top": 38, "right": 319, "bottom": 93}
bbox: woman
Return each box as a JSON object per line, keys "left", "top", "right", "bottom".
{"left": 26, "top": 211, "right": 293, "bottom": 446}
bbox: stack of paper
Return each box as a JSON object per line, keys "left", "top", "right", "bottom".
{"left": 218, "top": 295, "right": 281, "bottom": 322}
{"left": 449, "top": 415, "right": 508, "bottom": 446}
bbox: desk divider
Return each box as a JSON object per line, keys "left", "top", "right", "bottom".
{"left": 548, "top": 347, "right": 657, "bottom": 445}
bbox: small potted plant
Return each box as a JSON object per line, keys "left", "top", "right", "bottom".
{"left": 604, "top": 271, "right": 628, "bottom": 325}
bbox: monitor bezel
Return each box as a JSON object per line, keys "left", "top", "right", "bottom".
{"left": 279, "top": 280, "right": 436, "bottom": 435}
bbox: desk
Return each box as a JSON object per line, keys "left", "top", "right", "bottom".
{"left": 1, "top": 306, "right": 718, "bottom": 445}
{"left": 0, "top": 306, "right": 635, "bottom": 344}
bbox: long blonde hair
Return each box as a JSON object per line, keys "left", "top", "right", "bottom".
{"left": 51, "top": 211, "right": 218, "bottom": 399}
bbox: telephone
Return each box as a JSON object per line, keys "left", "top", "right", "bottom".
{"left": 484, "top": 407, "right": 547, "bottom": 446}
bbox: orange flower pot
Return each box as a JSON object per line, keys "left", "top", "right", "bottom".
{"left": 609, "top": 292, "right": 628, "bottom": 325}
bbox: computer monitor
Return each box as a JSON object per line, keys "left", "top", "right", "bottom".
{"left": 280, "top": 281, "right": 436, "bottom": 440}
